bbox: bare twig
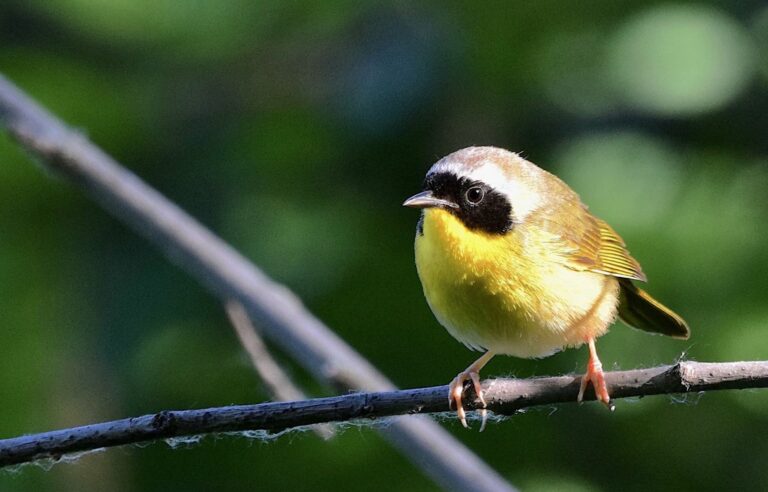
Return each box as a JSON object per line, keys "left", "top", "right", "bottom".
{"left": 1, "top": 361, "right": 766, "bottom": 468}
{"left": 224, "top": 301, "right": 335, "bottom": 440}
{"left": 0, "top": 73, "right": 516, "bottom": 491}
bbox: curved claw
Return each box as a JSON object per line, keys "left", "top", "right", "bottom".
{"left": 448, "top": 369, "right": 488, "bottom": 430}
{"left": 469, "top": 372, "right": 489, "bottom": 432}
{"left": 447, "top": 351, "right": 495, "bottom": 430}
{"left": 449, "top": 375, "right": 469, "bottom": 427}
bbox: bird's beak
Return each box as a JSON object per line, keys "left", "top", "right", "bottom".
{"left": 402, "top": 191, "right": 459, "bottom": 210}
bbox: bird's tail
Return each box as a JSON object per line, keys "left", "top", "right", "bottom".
{"left": 617, "top": 279, "right": 690, "bottom": 339}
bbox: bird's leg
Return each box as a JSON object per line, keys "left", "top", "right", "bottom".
{"left": 578, "top": 338, "right": 614, "bottom": 411}
{"left": 449, "top": 351, "right": 495, "bottom": 430}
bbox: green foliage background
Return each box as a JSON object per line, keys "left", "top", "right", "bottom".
{"left": 1, "top": 1, "right": 767, "bottom": 491}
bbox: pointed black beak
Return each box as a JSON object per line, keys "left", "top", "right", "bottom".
{"left": 402, "top": 190, "right": 459, "bottom": 210}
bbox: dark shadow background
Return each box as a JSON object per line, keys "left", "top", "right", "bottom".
{"left": 1, "top": 1, "right": 767, "bottom": 491}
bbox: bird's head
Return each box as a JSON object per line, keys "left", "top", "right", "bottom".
{"left": 403, "top": 146, "right": 548, "bottom": 235}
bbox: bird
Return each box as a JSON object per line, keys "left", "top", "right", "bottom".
{"left": 403, "top": 146, "right": 689, "bottom": 428}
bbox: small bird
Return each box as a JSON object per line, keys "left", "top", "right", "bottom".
{"left": 403, "top": 147, "right": 689, "bottom": 428}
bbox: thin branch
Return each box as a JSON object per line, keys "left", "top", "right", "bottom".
{"left": 224, "top": 301, "right": 335, "bottom": 440}
{"left": 0, "top": 74, "right": 516, "bottom": 492}
{"left": 2, "top": 361, "right": 767, "bottom": 468}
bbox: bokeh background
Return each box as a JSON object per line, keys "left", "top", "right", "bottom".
{"left": 1, "top": 1, "right": 768, "bottom": 491}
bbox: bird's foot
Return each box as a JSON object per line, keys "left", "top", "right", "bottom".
{"left": 577, "top": 339, "right": 614, "bottom": 411}
{"left": 449, "top": 369, "right": 488, "bottom": 431}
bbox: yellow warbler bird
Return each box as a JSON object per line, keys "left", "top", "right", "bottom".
{"left": 403, "top": 147, "right": 689, "bottom": 427}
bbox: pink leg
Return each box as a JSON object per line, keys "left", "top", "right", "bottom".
{"left": 577, "top": 339, "right": 614, "bottom": 411}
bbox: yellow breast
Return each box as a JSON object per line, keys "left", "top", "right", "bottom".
{"left": 415, "top": 209, "right": 618, "bottom": 358}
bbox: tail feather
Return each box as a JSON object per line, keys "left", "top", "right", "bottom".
{"left": 618, "top": 279, "right": 690, "bottom": 339}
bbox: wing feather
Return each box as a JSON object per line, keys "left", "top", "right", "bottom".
{"left": 523, "top": 170, "right": 646, "bottom": 281}
{"left": 591, "top": 218, "right": 646, "bottom": 281}
{"left": 535, "top": 201, "right": 646, "bottom": 282}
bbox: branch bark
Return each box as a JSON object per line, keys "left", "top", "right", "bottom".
{"left": 0, "top": 74, "right": 515, "bottom": 491}
{"left": 1, "top": 361, "right": 766, "bottom": 468}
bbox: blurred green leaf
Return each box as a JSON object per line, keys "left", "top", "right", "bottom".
{"left": 607, "top": 5, "right": 756, "bottom": 116}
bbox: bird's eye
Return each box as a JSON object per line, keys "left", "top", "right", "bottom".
{"left": 465, "top": 186, "right": 484, "bottom": 204}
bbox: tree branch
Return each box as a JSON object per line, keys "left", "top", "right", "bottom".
{"left": 0, "top": 74, "right": 516, "bottom": 491}
{"left": 1, "top": 361, "right": 766, "bottom": 468}
{"left": 224, "top": 301, "right": 335, "bottom": 440}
